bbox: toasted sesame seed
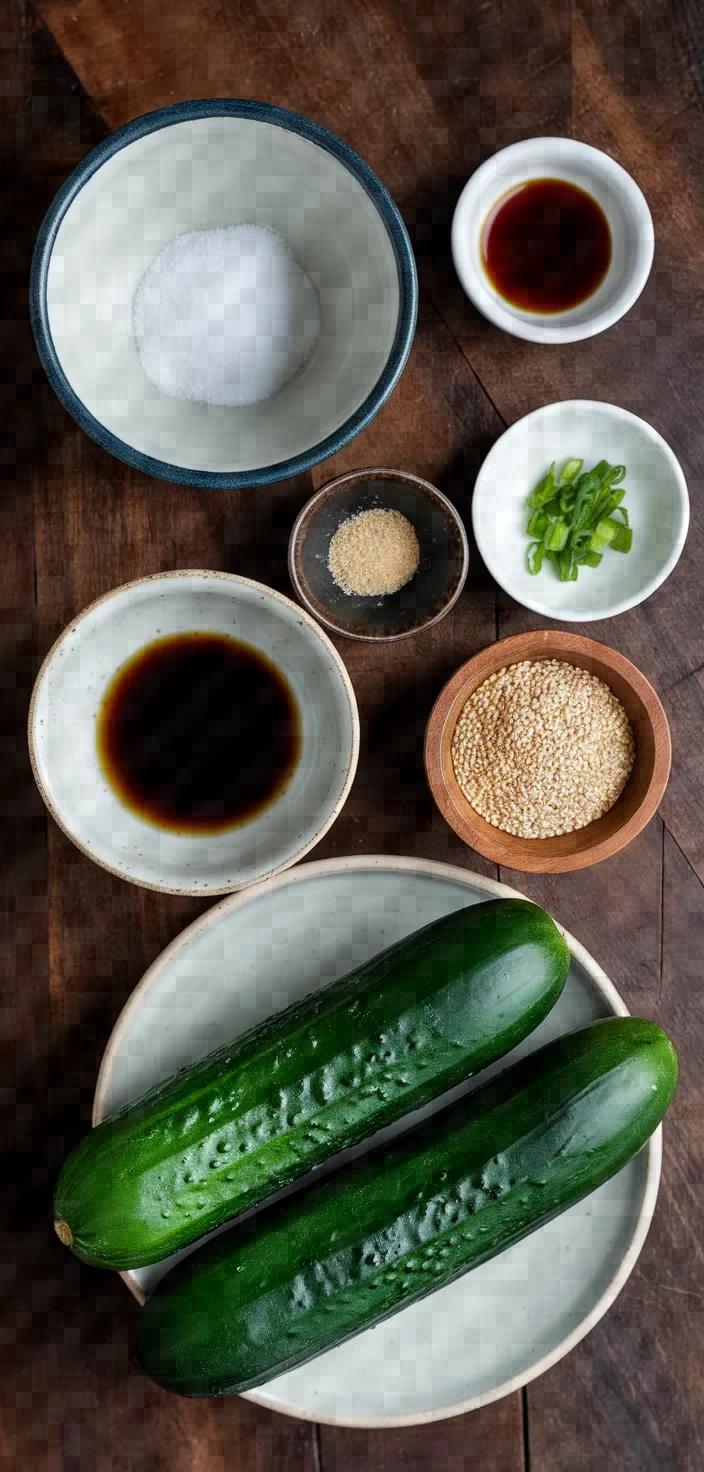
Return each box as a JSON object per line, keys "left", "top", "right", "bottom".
{"left": 450, "top": 659, "right": 635, "bottom": 839}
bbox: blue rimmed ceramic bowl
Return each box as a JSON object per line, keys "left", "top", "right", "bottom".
{"left": 30, "top": 100, "right": 417, "bottom": 489}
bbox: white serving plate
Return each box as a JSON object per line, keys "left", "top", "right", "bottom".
{"left": 472, "top": 400, "right": 689, "bottom": 622}
{"left": 29, "top": 572, "right": 358, "bottom": 895}
{"left": 95, "top": 855, "right": 660, "bottom": 1428}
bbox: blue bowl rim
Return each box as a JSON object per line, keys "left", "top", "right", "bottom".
{"left": 30, "top": 98, "right": 418, "bottom": 490}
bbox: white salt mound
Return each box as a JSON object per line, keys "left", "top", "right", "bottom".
{"left": 133, "top": 224, "right": 321, "bottom": 407}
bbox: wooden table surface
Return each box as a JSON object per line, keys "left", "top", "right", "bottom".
{"left": 4, "top": 0, "right": 704, "bottom": 1467}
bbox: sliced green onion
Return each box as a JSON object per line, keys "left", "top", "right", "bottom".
{"left": 526, "top": 541, "right": 545, "bottom": 575}
{"left": 526, "top": 462, "right": 557, "bottom": 509}
{"left": 559, "top": 457, "right": 583, "bottom": 484}
{"left": 526, "top": 509, "right": 548, "bottom": 538}
{"left": 543, "top": 520, "right": 569, "bottom": 552}
{"left": 610, "top": 524, "right": 633, "bottom": 553}
{"left": 593, "top": 484, "right": 624, "bottom": 523}
{"left": 610, "top": 505, "right": 629, "bottom": 525}
{"left": 570, "top": 473, "right": 602, "bottom": 530}
{"left": 571, "top": 529, "right": 593, "bottom": 550}
{"left": 524, "top": 456, "right": 630, "bottom": 582}
{"left": 557, "top": 548, "right": 579, "bottom": 582}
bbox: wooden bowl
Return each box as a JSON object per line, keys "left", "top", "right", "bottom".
{"left": 424, "top": 630, "right": 671, "bottom": 873}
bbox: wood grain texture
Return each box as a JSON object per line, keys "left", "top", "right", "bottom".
{"left": 489, "top": 9, "right": 703, "bottom": 1465}
{"left": 1, "top": 8, "right": 319, "bottom": 1472}
{"left": 660, "top": 666, "right": 704, "bottom": 883}
{"left": 319, "top": 1399, "right": 525, "bottom": 1471}
{"left": 4, "top": 0, "right": 704, "bottom": 1467}
{"left": 425, "top": 629, "right": 671, "bottom": 872}
{"left": 524, "top": 829, "right": 704, "bottom": 1472}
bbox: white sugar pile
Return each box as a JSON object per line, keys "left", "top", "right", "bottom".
{"left": 133, "top": 224, "right": 321, "bottom": 407}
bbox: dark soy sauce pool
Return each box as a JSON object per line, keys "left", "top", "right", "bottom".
{"left": 481, "top": 178, "right": 612, "bottom": 313}
{"left": 97, "top": 632, "right": 301, "bottom": 835}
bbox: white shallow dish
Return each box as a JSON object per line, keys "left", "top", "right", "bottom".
{"left": 94, "top": 854, "right": 660, "bottom": 1428}
{"left": 472, "top": 399, "right": 689, "bottom": 622}
{"left": 28, "top": 572, "right": 359, "bottom": 895}
{"left": 452, "top": 137, "right": 654, "bottom": 344}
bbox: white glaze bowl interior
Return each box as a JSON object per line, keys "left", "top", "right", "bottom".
{"left": 472, "top": 400, "right": 689, "bottom": 621}
{"left": 45, "top": 115, "right": 401, "bottom": 473}
{"left": 29, "top": 574, "right": 358, "bottom": 893}
{"left": 452, "top": 138, "right": 654, "bottom": 344}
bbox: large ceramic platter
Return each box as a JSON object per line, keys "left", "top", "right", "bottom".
{"left": 94, "top": 855, "right": 660, "bottom": 1428}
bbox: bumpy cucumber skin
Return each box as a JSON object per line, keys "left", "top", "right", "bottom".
{"left": 136, "top": 1017, "right": 677, "bottom": 1398}
{"left": 54, "top": 898, "right": 569, "bottom": 1269}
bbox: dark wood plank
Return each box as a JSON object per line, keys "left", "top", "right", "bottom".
{"left": 524, "top": 829, "right": 704, "bottom": 1472}
{"left": 8, "top": 0, "right": 704, "bottom": 1468}
{"left": 18, "top": 5, "right": 519, "bottom": 1468}
{"left": 0, "top": 5, "right": 100, "bottom": 1470}
{"left": 488, "top": 8, "right": 703, "bottom": 1466}
{"left": 3, "top": 7, "right": 319, "bottom": 1471}
{"left": 578, "top": 0, "right": 702, "bottom": 125}
{"left": 32, "top": 0, "right": 571, "bottom": 163}
{"left": 32, "top": 453, "right": 325, "bottom": 1470}
{"left": 401, "top": 2, "right": 704, "bottom": 1465}
{"left": 501, "top": 833, "right": 665, "bottom": 1464}
{"left": 448, "top": 4, "right": 704, "bottom": 693}
{"left": 15, "top": 2, "right": 523, "bottom": 1466}
{"left": 500, "top": 819, "right": 663, "bottom": 1011}
{"left": 319, "top": 1399, "right": 524, "bottom": 1471}
{"left": 312, "top": 298, "right": 504, "bottom": 877}
{"left": 32, "top": 3, "right": 704, "bottom": 690}
{"left": 660, "top": 667, "right": 704, "bottom": 884}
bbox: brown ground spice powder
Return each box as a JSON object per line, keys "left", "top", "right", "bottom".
{"left": 328, "top": 508, "right": 420, "bottom": 596}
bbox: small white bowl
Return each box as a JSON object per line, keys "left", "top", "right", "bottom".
{"left": 472, "top": 400, "right": 689, "bottom": 622}
{"left": 452, "top": 138, "right": 654, "bottom": 344}
{"left": 28, "top": 572, "right": 359, "bottom": 895}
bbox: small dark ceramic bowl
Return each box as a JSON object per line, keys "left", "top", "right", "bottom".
{"left": 288, "top": 468, "right": 469, "bottom": 641}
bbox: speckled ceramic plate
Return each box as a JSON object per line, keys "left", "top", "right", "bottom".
{"left": 94, "top": 855, "right": 660, "bottom": 1427}
{"left": 28, "top": 572, "right": 359, "bottom": 896}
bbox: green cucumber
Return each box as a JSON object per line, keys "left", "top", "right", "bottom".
{"left": 53, "top": 899, "right": 569, "bottom": 1269}
{"left": 137, "top": 1017, "right": 677, "bottom": 1398}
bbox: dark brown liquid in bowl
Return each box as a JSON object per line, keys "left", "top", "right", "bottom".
{"left": 481, "top": 178, "right": 612, "bottom": 313}
{"left": 97, "top": 633, "right": 301, "bottom": 835}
